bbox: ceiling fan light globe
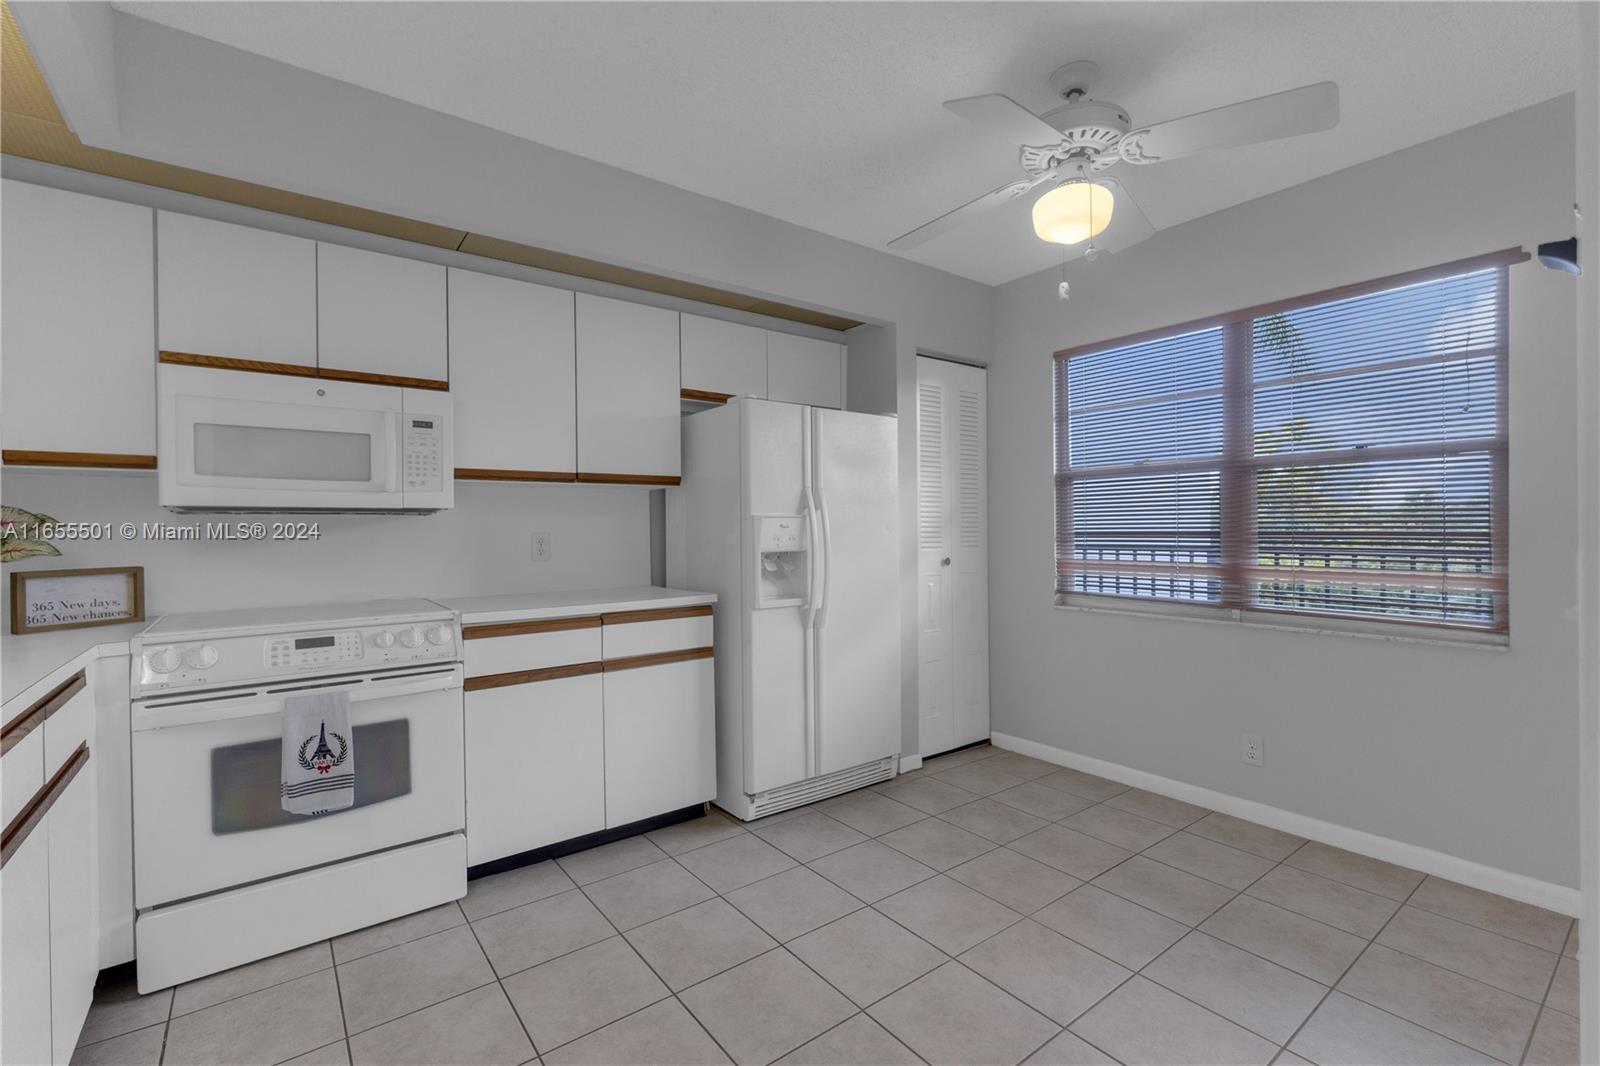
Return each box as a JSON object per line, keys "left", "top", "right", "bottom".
{"left": 1032, "top": 182, "right": 1115, "bottom": 245}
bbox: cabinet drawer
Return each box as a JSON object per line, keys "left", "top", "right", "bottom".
{"left": 463, "top": 618, "right": 601, "bottom": 679}
{"left": 601, "top": 607, "right": 713, "bottom": 659}
{"left": 1, "top": 729, "right": 43, "bottom": 829}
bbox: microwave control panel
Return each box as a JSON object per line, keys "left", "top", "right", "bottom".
{"left": 403, "top": 417, "right": 443, "bottom": 491}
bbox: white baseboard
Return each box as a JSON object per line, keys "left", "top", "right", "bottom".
{"left": 990, "top": 732, "right": 1581, "bottom": 918}
{"left": 898, "top": 754, "right": 923, "bottom": 774}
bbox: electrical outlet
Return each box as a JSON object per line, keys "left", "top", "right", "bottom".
{"left": 532, "top": 532, "right": 551, "bottom": 562}
{"left": 1243, "top": 733, "right": 1263, "bottom": 766}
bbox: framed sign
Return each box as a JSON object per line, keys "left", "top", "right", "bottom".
{"left": 10, "top": 567, "right": 145, "bottom": 635}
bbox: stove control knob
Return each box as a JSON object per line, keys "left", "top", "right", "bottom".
{"left": 147, "top": 647, "right": 182, "bottom": 674}
{"left": 184, "top": 644, "right": 219, "bottom": 670}
{"left": 425, "top": 623, "right": 452, "bottom": 646}
{"left": 398, "top": 626, "right": 424, "bottom": 649}
{"left": 372, "top": 630, "right": 397, "bottom": 649}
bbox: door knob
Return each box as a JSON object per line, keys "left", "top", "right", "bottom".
{"left": 941, "top": 557, "right": 952, "bottom": 566}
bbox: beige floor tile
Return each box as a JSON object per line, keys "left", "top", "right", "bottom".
{"left": 1092, "top": 855, "right": 1236, "bottom": 925}
{"left": 1143, "top": 931, "right": 1326, "bottom": 1044}
{"left": 982, "top": 752, "right": 1062, "bottom": 781}
{"left": 1101, "top": 788, "right": 1209, "bottom": 829}
{"left": 680, "top": 949, "right": 856, "bottom": 1065}
{"left": 280, "top": 1042, "right": 350, "bottom": 1066}
{"left": 724, "top": 865, "right": 863, "bottom": 942}
{"left": 77, "top": 972, "right": 173, "bottom": 1046}
{"left": 876, "top": 776, "right": 983, "bottom": 815}
{"left": 1035, "top": 768, "right": 1129, "bottom": 803}
{"left": 676, "top": 832, "right": 798, "bottom": 893}
{"left": 471, "top": 888, "right": 615, "bottom": 978}
{"left": 1376, "top": 904, "right": 1560, "bottom": 1002}
{"left": 1273, "top": 1052, "right": 1313, "bottom": 1066}
{"left": 501, "top": 936, "right": 668, "bottom": 1053}
{"left": 776, "top": 1014, "right": 921, "bottom": 1065}
{"left": 992, "top": 782, "right": 1097, "bottom": 821}
{"left": 808, "top": 840, "right": 938, "bottom": 903}
{"left": 1283, "top": 841, "right": 1424, "bottom": 902}
{"left": 646, "top": 810, "right": 747, "bottom": 855}
{"left": 1246, "top": 864, "right": 1400, "bottom": 938}
{"left": 1288, "top": 991, "right": 1499, "bottom": 1065}
{"left": 70, "top": 1024, "right": 165, "bottom": 1066}
{"left": 556, "top": 835, "right": 669, "bottom": 886}
{"left": 163, "top": 971, "right": 344, "bottom": 1066}
{"left": 347, "top": 985, "right": 532, "bottom": 1066}
{"left": 821, "top": 792, "right": 928, "bottom": 836}
{"left": 337, "top": 924, "right": 495, "bottom": 1034}
{"left": 1201, "top": 895, "right": 1367, "bottom": 984}
{"left": 879, "top": 817, "right": 996, "bottom": 870}
{"left": 172, "top": 941, "right": 332, "bottom": 1017}
{"left": 1337, "top": 943, "right": 1539, "bottom": 1062}
{"left": 931, "top": 760, "right": 1029, "bottom": 796}
{"left": 875, "top": 874, "right": 1023, "bottom": 954}
{"left": 1008, "top": 825, "right": 1133, "bottom": 880}
{"left": 753, "top": 811, "right": 869, "bottom": 861}
{"left": 1187, "top": 813, "right": 1307, "bottom": 861}
{"left": 959, "top": 919, "right": 1131, "bottom": 1025}
{"left": 1409, "top": 876, "right": 1572, "bottom": 953}
{"left": 624, "top": 897, "right": 776, "bottom": 991}
{"left": 1525, "top": 1007, "right": 1580, "bottom": 1065}
{"left": 1069, "top": 976, "right": 1276, "bottom": 1066}
{"left": 1563, "top": 920, "right": 1579, "bottom": 958}
{"left": 869, "top": 962, "right": 1060, "bottom": 1066}
{"left": 333, "top": 903, "right": 465, "bottom": 964}
{"left": 947, "top": 847, "right": 1080, "bottom": 914}
{"left": 939, "top": 798, "right": 1049, "bottom": 844}
{"left": 461, "top": 860, "right": 577, "bottom": 921}
{"left": 581, "top": 858, "right": 715, "bottom": 931}
{"left": 1143, "top": 832, "right": 1277, "bottom": 890}
{"left": 1023, "top": 1029, "right": 1118, "bottom": 1065}
{"left": 1548, "top": 955, "right": 1578, "bottom": 1017}
{"left": 788, "top": 908, "right": 947, "bottom": 1007}
{"left": 1033, "top": 885, "right": 1188, "bottom": 969}
{"left": 1059, "top": 803, "right": 1177, "bottom": 851}
{"left": 541, "top": 998, "right": 731, "bottom": 1066}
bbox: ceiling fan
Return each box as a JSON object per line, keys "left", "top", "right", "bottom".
{"left": 889, "top": 61, "right": 1340, "bottom": 256}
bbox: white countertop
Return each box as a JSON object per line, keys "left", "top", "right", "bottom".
{"left": 2, "top": 620, "right": 149, "bottom": 708}
{"left": 437, "top": 586, "right": 717, "bottom": 625}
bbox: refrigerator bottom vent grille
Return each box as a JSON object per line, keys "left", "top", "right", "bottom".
{"left": 748, "top": 758, "right": 897, "bottom": 819}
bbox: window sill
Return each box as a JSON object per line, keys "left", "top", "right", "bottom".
{"left": 1051, "top": 594, "right": 1510, "bottom": 651}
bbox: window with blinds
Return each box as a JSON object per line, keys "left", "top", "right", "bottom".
{"left": 1053, "top": 249, "right": 1520, "bottom": 635}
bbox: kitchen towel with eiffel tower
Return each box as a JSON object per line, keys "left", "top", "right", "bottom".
{"left": 281, "top": 689, "right": 356, "bottom": 815}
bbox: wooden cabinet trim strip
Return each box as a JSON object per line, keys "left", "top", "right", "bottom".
{"left": 601, "top": 605, "right": 713, "bottom": 626}
{"left": 681, "top": 388, "right": 733, "bottom": 404}
{"left": 464, "top": 661, "right": 603, "bottom": 691}
{"left": 1, "top": 742, "right": 89, "bottom": 867}
{"left": 576, "top": 472, "right": 682, "bottom": 486}
{"left": 159, "top": 352, "right": 449, "bottom": 391}
{"left": 314, "top": 366, "right": 450, "bottom": 391}
{"left": 602, "top": 646, "right": 714, "bottom": 672}
{"left": 2, "top": 450, "right": 158, "bottom": 469}
{"left": 462, "top": 616, "right": 602, "bottom": 640}
{"left": 1, "top": 670, "right": 86, "bottom": 757}
{"left": 454, "top": 468, "right": 577, "bottom": 483}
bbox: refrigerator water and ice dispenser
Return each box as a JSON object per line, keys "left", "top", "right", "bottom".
{"left": 754, "top": 515, "right": 809, "bottom": 607}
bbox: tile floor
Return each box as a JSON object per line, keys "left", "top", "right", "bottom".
{"left": 74, "top": 743, "right": 1581, "bottom": 1066}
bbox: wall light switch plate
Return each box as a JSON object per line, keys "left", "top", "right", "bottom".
{"left": 532, "top": 532, "right": 551, "bottom": 562}
{"left": 1243, "top": 733, "right": 1263, "bottom": 766}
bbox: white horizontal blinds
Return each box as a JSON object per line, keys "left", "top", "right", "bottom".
{"left": 918, "top": 382, "right": 945, "bottom": 551}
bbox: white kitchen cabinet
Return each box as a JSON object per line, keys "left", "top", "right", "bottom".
{"left": 1, "top": 180, "right": 155, "bottom": 461}
{"left": 47, "top": 767, "right": 96, "bottom": 1062}
{"left": 767, "top": 332, "right": 844, "bottom": 409}
{"left": 157, "top": 211, "right": 317, "bottom": 367}
{"left": 681, "top": 314, "right": 766, "bottom": 400}
{"left": 448, "top": 269, "right": 576, "bottom": 477}
{"left": 465, "top": 674, "right": 605, "bottom": 865}
{"left": 317, "top": 243, "right": 448, "bottom": 384}
{"left": 1, "top": 826, "right": 53, "bottom": 1066}
{"left": 603, "top": 657, "right": 715, "bottom": 827}
{"left": 575, "top": 293, "right": 681, "bottom": 482}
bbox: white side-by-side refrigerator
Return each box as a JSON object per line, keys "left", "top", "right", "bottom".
{"left": 668, "top": 398, "right": 901, "bottom": 820}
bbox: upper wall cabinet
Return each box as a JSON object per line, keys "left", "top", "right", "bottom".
{"left": 575, "top": 293, "right": 681, "bottom": 484}
{"left": 157, "top": 212, "right": 317, "bottom": 368}
{"left": 2, "top": 181, "right": 156, "bottom": 464}
{"left": 317, "top": 244, "right": 448, "bottom": 386}
{"left": 767, "top": 332, "right": 844, "bottom": 409}
{"left": 680, "top": 314, "right": 767, "bottom": 401}
{"left": 448, "top": 269, "right": 576, "bottom": 479}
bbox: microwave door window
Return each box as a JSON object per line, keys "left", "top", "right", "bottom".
{"left": 194, "top": 422, "right": 373, "bottom": 482}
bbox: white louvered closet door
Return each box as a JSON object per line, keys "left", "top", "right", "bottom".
{"left": 915, "top": 356, "right": 989, "bottom": 758}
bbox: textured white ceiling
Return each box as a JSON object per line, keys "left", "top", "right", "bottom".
{"left": 114, "top": 1, "right": 1580, "bottom": 286}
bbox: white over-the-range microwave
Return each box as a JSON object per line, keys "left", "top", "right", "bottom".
{"left": 157, "top": 364, "right": 454, "bottom": 513}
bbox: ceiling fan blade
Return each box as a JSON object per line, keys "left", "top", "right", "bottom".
{"left": 888, "top": 174, "right": 1051, "bottom": 249}
{"left": 943, "top": 94, "right": 1064, "bottom": 147}
{"left": 1119, "top": 81, "right": 1339, "bottom": 164}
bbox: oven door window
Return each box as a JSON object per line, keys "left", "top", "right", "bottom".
{"left": 210, "top": 719, "right": 412, "bottom": 834}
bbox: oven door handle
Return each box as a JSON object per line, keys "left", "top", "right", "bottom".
{"left": 132, "top": 665, "right": 463, "bottom": 732}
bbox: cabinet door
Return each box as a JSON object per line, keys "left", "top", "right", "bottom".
{"left": 2, "top": 181, "right": 156, "bottom": 459}
{"left": 1, "top": 824, "right": 53, "bottom": 1066}
{"left": 681, "top": 314, "right": 766, "bottom": 400}
{"left": 317, "top": 244, "right": 448, "bottom": 385}
{"left": 48, "top": 768, "right": 97, "bottom": 1060}
{"left": 575, "top": 294, "right": 680, "bottom": 481}
{"left": 448, "top": 270, "right": 576, "bottom": 477}
{"left": 465, "top": 674, "right": 604, "bottom": 865}
{"left": 603, "top": 657, "right": 715, "bottom": 828}
{"left": 157, "top": 212, "right": 317, "bottom": 367}
{"left": 767, "top": 332, "right": 844, "bottom": 409}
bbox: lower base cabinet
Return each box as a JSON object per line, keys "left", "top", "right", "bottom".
{"left": 49, "top": 770, "right": 98, "bottom": 1059}
{"left": 603, "top": 657, "right": 715, "bottom": 828}
{"left": 1, "top": 829, "right": 53, "bottom": 1066}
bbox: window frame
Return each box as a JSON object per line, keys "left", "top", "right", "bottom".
{"left": 1052, "top": 247, "right": 1526, "bottom": 642}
